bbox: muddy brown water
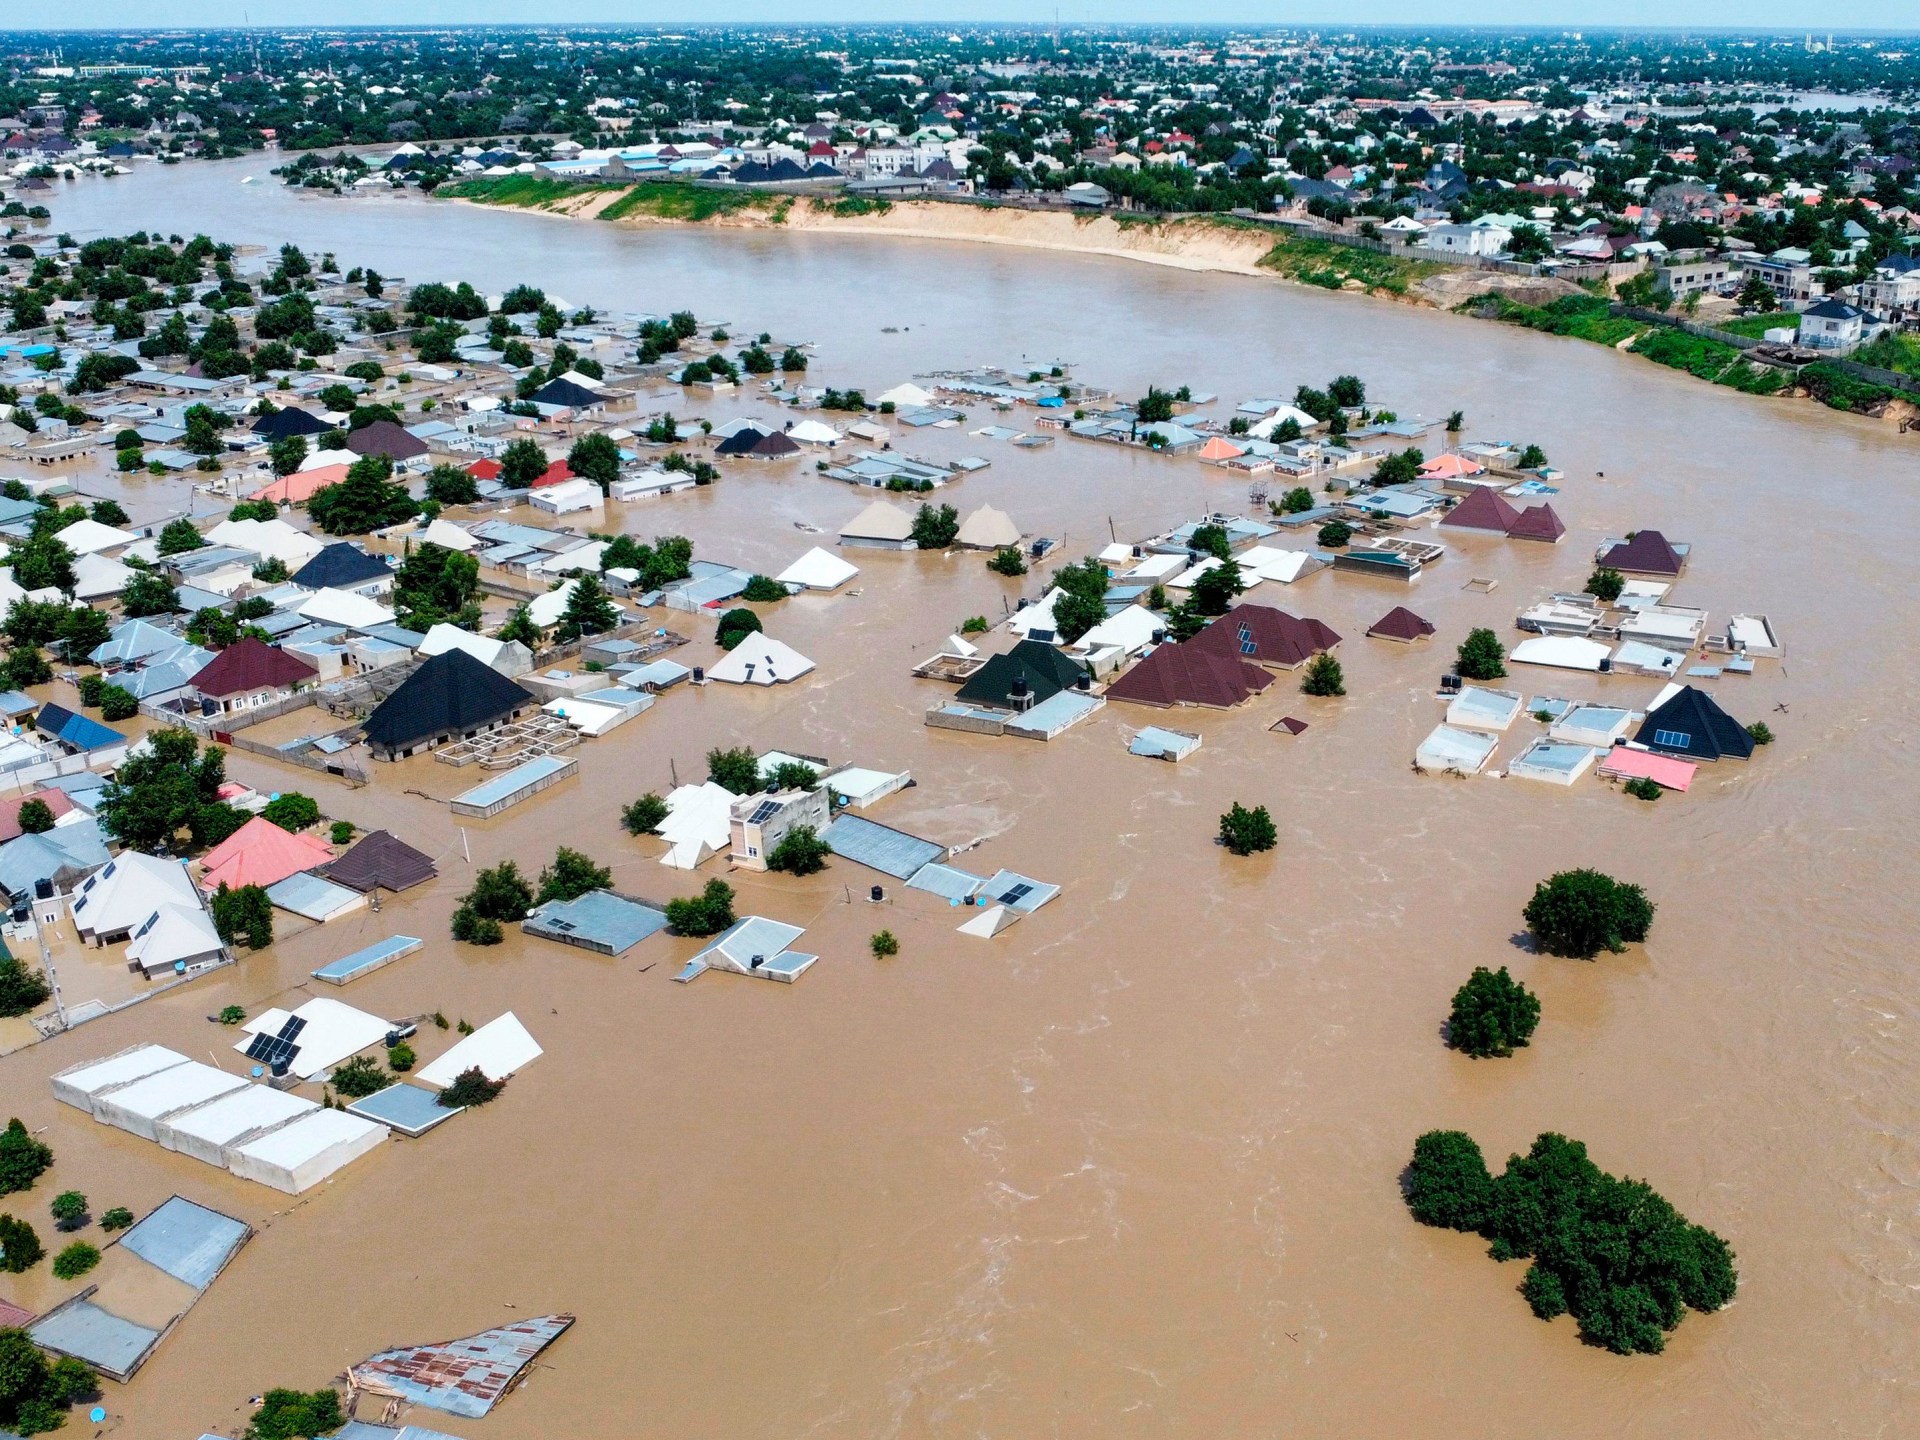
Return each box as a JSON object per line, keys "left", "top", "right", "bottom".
{"left": 3, "top": 160, "right": 1916, "bottom": 1438}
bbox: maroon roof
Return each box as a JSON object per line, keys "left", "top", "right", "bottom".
{"left": 1105, "top": 642, "right": 1274, "bottom": 708}
{"left": 1440, "top": 487, "right": 1522, "bottom": 534}
{"left": 1187, "top": 603, "right": 1341, "bottom": 669}
{"left": 189, "top": 636, "right": 319, "bottom": 697}
{"left": 1367, "top": 605, "right": 1436, "bottom": 641}
{"left": 1506, "top": 502, "right": 1567, "bottom": 543}
{"left": 1272, "top": 715, "right": 1310, "bottom": 736}
{"left": 346, "top": 419, "right": 429, "bottom": 460}
{"left": 1599, "top": 528, "right": 1685, "bottom": 576}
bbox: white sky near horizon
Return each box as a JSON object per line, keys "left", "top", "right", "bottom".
{"left": 5, "top": 5, "right": 1918, "bottom": 34}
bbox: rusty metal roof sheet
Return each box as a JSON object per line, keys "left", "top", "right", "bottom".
{"left": 350, "top": 1314, "right": 574, "bottom": 1418}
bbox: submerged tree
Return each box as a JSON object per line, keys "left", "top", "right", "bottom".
{"left": 1218, "top": 802, "right": 1278, "bottom": 856}
{"left": 1523, "top": 869, "right": 1655, "bottom": 958}
{"left": 1447, "top": 967, "right": 1542, "bottom": 1058}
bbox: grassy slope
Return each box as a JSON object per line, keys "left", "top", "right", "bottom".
{"left": 1256, "top": 233, "right": 1443, "bottom": 297}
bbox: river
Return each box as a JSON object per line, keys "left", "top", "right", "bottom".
{"left": 6, "top": 157, "right": 1919, "bottom": 1439}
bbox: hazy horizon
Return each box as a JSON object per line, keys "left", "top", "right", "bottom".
{"left": 4, "top": 6, "right": 1918, "bottom": 35}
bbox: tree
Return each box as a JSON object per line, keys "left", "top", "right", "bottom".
{"left": 499, "top": 437, "right": 550, "bottom": 488}
{"left": 262, "top": 793, "right": 319, "bottom": 832}
{"left": 210, "top": 883, "right": 273, "bottom": 950}
{"left": 1746, "top": 721, "right": 1775, "bottom": 746}
{"left": 48, "top": 1191, "right": 85, "bottom": 1232}
{"left": 436, "top": 1067, "right": 507, "bottom": 1110}
{"left": 1448, "top": 966, "right": 1541, "bottom": 1058}
{"left": 462, "top": 861, "right": 534, "bottom": 926}
{"left": 51, "top": 1242, "right": 99, "bottom": 1280}
{"left": 246, "top": 1388, "right": 345, "bottom": 1440}
{"left": 622, "top": 792, "right": 669, "bottom": 835}
{"left": 768, "top": 761, "right": 818, "bottom": 791}
{"left": 120, "top": 570, "right": 179, "bottom": 618}
{"left": 55, "top": 605, "right": 111, "bottom": 663}
{"left": 1405, "top": 1129, "right": 1494, "bottom": 1230}
{"left": 0, "top": 1325, "right": 94, "bottom": 1434}
{"left": 394, "top": 543, "right": 481, "bottom": 632}
{"left": 1301, "top": 652, "right": 1345, "bottom": 696}
{"left": 0, "top": 1118, "right": 52, "bottom": 1196}
{"left": 740, "top": 574, "right": 786, "bottom": 603}
{"left": 268, "top": 433, "right": 308, "bottom": 477}
{"left": 715, "top": 607, "right": 761, "bottom": 651}
{"left": 1524, "top": 870, "right": 1655, "bottom": 959}
{"left": 1505, "top": 225, "right": 1553, "bottom": 262}
{"left": 1455, "top": 628, "right": 1507, "bottom": 681}
{"left": 1049, "top": 555, "right": 1112, "bottom": 645}
{"left": 89, "top": 499, "right": 129, "bottom": 527}
{"left": 553, "top": 574, "right": 618, "bottom": 643}
{"left": 1317, "top": 520, "right": 1352, "bottom": 548}
{"left": 97, "top": 729, "right": 227, "bottom": 853}
{"left": 1327, "top": 374, "right": 1366, "bottom": 408}
{"left": 706, "top": 746, "right": 761, "bottom": 794}
{"left": 13, "top": 800, "right": 53, "bottom": 837}
{"left": 1584, "top": 567, "right": 1625, "bottom": 603}
{"left": 99, "top": 1207, "right": 133, "bottom": 1233}
{"left": 1189, "top": 559, "right": 1245, "bottom": 616}
{"left": 665, "top": 878, "right": 735, "bottom": 937}
{"left": 1188, "top": 523, "right": 1232, "bottom": 561}
{"left": 1371, "top": 447, "right": 1424, "bottom": 487}
{"left": 425, "top": 464, "right": 479, "bottom": 505}
{"left": 11, "top": 533, "right": 75, "bottom": 594}
{"left": 0, "top": 1214, "right": 44, "bottom": 1274}
{"left": 779, "top": 346, "right": 808, "bottom": 372}
{"left": 766, "top": 824, "right": 831, "bottom": 876}
{"left": 1135, "top": 386, "right": 1176, "bottom": 423}
{"left": 1164, "top": 599, "right": 1207, "bottom": 642}
{"left": 911, "top": 502, "right": 959, "bottom": 550}
{"left": 99, "top": 686, "right": 136, "bottom": 721}
{"left": 1517, "top": 444, "right": 1548, "bottom": 470}
{"left": 537, "top": 846, "right": 612, "bottom": 904}
{"left": 307, "top": 454, "right": 418, "bottom": 535}
{"left": 182, "top": 403, "right": 224, "bottom": 459}
{"left": 567, "top": 432, "right": 622, "bottom": 492}
{"left": 387, "top": 1042, "right": 414, "bottom": 1073}
{"left": 1736, "top": 271, "right": 1776, "bottom": 312}
{"left": 1218, "top": 802, "right": 1277, "bottom": 856}
{"left": 1446, "top": 409, "right": 1465, "bottom": 434}
{"left": 497, "top": 604, "right": 541, "bottom": 649}
{"left": 1406, "top": 1130, "right": 1737, "bottom": 1354}
{"left": 327, "top": 1055, "right": 387, "bottom": 1100}
{"left": 870, "top": 930, "right": 900, "bottom": 958}
{"left": 0, "top": 956, "right": 50, "bottom": 1018}
{"left": 1278, "top": 486, "right": 1315, "bottom": 514}
{"left": 3, "top": 649, "right": 49, "bottom": 690}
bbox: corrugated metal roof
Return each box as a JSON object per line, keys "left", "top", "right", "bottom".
{"left": 118, "top": 1195, "right": 250, "bottom": 1290}
{"left": 351, "top": 1315, "right": 575, "bottom": 1418}
{"left": 823, "top": 815, "right": 945, "bottom": 880}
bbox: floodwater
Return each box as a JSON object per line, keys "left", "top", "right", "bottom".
{"left": 4, "top": 158, "right": 1918, "bottom": 1439}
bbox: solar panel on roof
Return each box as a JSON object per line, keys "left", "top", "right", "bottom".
{"left": 746, "top": 800, "right": 781, "bottom": 824}
{"left": 1238, "top": 623, "right": 1256, "bottom": 656}
{"left": 998, "top": 882, "right": 1034, "bottom": 905}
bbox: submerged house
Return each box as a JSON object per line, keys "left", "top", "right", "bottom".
{"left": 1104, "top": 640, "right": 1273, "bottom": 709}
{"left": 1598, "top": 529, "right": 1688, "bottom": 577}
{"left": 1188, "top": 603, "right": 1339, "bottom": 670}
{"left": 953, "top": 640, "right": 1087, "bottom": 711}
{"left": 1635, "top": 685, "right": 1754, "bottom": 762}
{"left": 361, "top": 649, "right": 537, "bottom": 760}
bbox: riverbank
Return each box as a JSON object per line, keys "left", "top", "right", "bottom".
{"left": 435, "top": 176, "right": 1919, "bottom": 427}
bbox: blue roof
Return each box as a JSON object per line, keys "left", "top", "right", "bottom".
{"left": 451, "top": 755, "right": 572, "bottom": 809}
{"left": 312, "top": 935, "right": 423, "bottom": 985}
{"left": 522, "top": 890, "right": 668, "bottom": 955}
{"left": 906, "top": 862, "right": 985, "bottom": 901}
{"left": 823, "top": 814, "right": 945, "bottom": 879}
{"left": 30, "top": 1300, "right": 161, "bottom": 1378}
{"left": 978, "top": 869, "right": 1060, "bottom": 913}
{"left": 347, "top": 1082, "right": 458, "bottom": 1137}
{"left": 36, "top": 704, "right": 126, "bottom": 752}
{"left": 266, "top": 871, "right": 366, "bottom": 920}
{"left": 118, "top": 1195, "right": 250, "bottom": 1290}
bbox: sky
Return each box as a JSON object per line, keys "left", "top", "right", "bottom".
{"left": 7, "top": 4, "right": 1918, "bottom": 32}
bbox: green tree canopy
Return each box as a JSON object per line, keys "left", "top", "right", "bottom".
{"left": 307, "top": 454, "right": 419, "bottom": 535}
{"left": 536, "top": 846, "right": 612, "bottom": 904}
{"left": 394, "top": 542, "right": 481, "bottom": 632}
{"left": 1523, "top": 869, "right": 1656, "bottom": 958}
{"left": 1448, "top": 966, "right": 1541, "bottom": 1058}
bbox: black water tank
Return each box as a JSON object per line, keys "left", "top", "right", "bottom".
{"left": 1010, "top": 676, "right": 1029, "bottom": 698}
{"left": 1076, "top": 673, "right": 1091, "bottom": 691}
{"left": 692, "top": 665, "right": 705, "bottom": 682}
{"left": 870, "top": 885, "right": 884, "bottom": 902}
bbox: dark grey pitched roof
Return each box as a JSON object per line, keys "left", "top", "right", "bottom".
{"left": 361, "top": 648, "right": 534, "bottom": 751}
{"left": 529, "top": 376, "right": 602, "bottom": 409}
{"left": 954, "top": 639, "right": 1086, "bottom": 708}
{"left": 322, "top": 828, "right": 437, "bottom": 891}
{"left": 251, "top": 407, "right": 333, "bottom": 440}
{"left": 1635, "top": 685, "right": 1754, "bottom": 762}
{"left": 291, "top": 542, "right": 391, "bottom": 591}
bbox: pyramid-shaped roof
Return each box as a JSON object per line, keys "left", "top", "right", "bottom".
{"left": 190, "top": 636, "right": 319, "bottom": 698}
{"left": 323, "top": 829, "right": 437, "bottom": 892}
{"left": 1440, "top": 487, "right": 1522, "bottom": 534}
{"left": 362, "top": 648, "right": 535, "bottom": 752}
{"left": 1506, "top": 502, "right": 1567, "bottom": 543}
{"left": 1105, "top": 641, "right": 1274, "bottom": 708}
{"left": 1634, "top": 685, "right": 1754, "bottom": 762}
{"left": 1600, "top": 529, "right": 1686, "bottom": 576}
{"left": 1367, "top": 605, "right": 1436, "bottom": 641}
{"left": 199, "top": 815, "right": 334, "bottom": 892}
{"left": 292, "top": 542, "right": 391, "bottom": 591}
{"left": 840, "top": 499, "right": 915, "bottom": 541}
{"left": 955, "top": 639, "right": 1085, "bottom": 708}
{"left": 251, "top": 406, "right": 332, "bottom": 440}
{"left": 1188, "top": 603, "right": 1340, "bottom": 668}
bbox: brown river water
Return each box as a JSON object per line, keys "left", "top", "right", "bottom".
{"left": 3, "top": 160, "right": 1917, "bottom": 1439}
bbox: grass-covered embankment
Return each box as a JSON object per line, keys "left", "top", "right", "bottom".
{"left": 434, "top": 174, "right": 623, "bottom": 209}
{"left": 1257, "top": 233, "right": 1443, "bottom": 297}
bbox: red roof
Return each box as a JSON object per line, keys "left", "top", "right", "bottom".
{"left": 1600, "top": 529, "right": 1685, "bottom": 576}
{"left": 1367, "top": 606, "right": 1436, "bottom": 642}
{"left": 466, "top": 458, "right": 503, "bottom": 481}
{"left": 1506, "top": 502, "right": 1567, "bottom": 543}
{"left": 0, "top": 789, "right": 74, "bottom": 843}
{"left": 1105, "top": 641, "right": 1274, "bottom": 709}
{"left": 198, "top": 815, "right": 334, "bottom": 892}
{"left": 530, "top": 459, "right": 574, "bottom": 489}
{"left": 189, "top": 636, "right": 319, "bottom": 698}
{"left": 1187, "top": 603, "right": 1340, "bottom": 669}
{"left": 1440, "top": 487, "right": 1522, "bottom": 534}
